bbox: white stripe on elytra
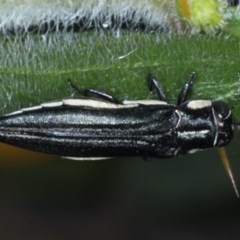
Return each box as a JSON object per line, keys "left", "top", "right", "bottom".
{"left": 62, "top": 156, "right": 113, "bottom": 161}
{"left": 4, "top": 99, "right": 169, "bottom": 116}
{"left": 63, "top": 99, "right": 167, "bottom": 108}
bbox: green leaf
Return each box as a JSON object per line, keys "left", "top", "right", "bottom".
{"left": 0, "top": 32, "right": 239, "bottom": 119}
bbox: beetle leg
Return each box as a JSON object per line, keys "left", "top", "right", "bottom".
{"left": 147, "top": 74, "right": 166, "bottom": 101}
{"left": 177, "top": 72, "right": 195, "bottom": 105}
{"left": 68, "top": 79, "right": 121, "bottom": 104}
{"left": 83, "top": 88, "right": 121, "bottom": 104}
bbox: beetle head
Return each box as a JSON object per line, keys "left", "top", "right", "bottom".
{"left": 212, "top": 101, "right": 234, "bottom": 147}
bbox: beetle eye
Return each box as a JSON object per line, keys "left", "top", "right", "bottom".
{"left": 212, "top": 101, "right": 231, "bottom": 120}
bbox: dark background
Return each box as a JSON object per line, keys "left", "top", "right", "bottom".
{"left": 0, "top": 133, "right": 240, "bottom": 239}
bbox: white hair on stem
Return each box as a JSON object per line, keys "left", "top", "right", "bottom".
{"left": 0, "top": 0, "right": 182, "bottom": 34}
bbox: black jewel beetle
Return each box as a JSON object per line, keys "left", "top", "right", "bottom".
{"left": 0, "top": 72, "right": 234, "bottom": 159}
{"left": 0, "top": 72, "right": 238, "bottom": 196}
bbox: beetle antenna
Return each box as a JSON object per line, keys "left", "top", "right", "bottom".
{"left": 218, "top": 147, "right": 239, "bottom": 198}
